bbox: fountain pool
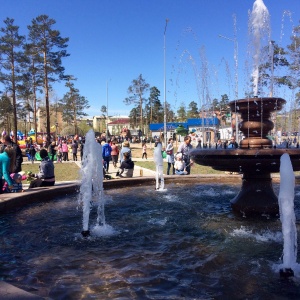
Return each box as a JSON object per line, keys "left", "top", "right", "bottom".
{"left": 1, "top": 182, "right": 300, "bottom": 299}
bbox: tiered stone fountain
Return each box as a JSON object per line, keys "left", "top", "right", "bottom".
{"left": 190, "top": 97, "right": 300, "bottom": 216}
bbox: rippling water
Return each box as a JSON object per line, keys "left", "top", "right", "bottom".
{"left": 1, "top": 182, "right": 300, "bottom": 299}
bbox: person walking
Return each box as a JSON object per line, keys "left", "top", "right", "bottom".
{"left": 142, "top": 142, "right": 147, "bottom": 159}
{"left": 79, "top": 137, "right": 85, "bottom": 161}
{"left": 102, "top": 139, "right": 112, "bottom": 172}
{"left": 110, "top": 140, "right": 119, "bottom": 168}
{"left": 56, "top": 143, "right": 62, "bottom": 163}
{"left": 166, "top": 138, "right": 175, "bottom": 175}
{"left": 71, "top": 140, "right": 78, "bottom": 161}
{"left": 177, "top": 135, "right": 193, "bottom": 175}
{"left": 28, "top": 144, "right": 36, "bottom": 163}
{"left": 48, "top": 141, "right": 56, "bottom": 161}
{"left": 61, "top": 140, "right": 69, "bottom": 161}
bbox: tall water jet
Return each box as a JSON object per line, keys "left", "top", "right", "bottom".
{"left": 153, "top": 141, "right": 165, "bottom": 191}
{"left": 278, "top": 153, "right": 298, "bottom": 277}
{"left": 250, "top": 0, "right": 271, "bottom": 96}
{"left": 78, "top": 129, "right": 105, "bottom": 237}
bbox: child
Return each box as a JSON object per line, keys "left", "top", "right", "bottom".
{"left": 174, "top": 154, "right": 187, "bottom": 175}
{"left": 28, "top": 145, "right": 36, "bottom": 164}
{"left": 56, "top": 144, "right": 62, "bottom": 163}
{"left": 3, "top": 173, "right": 27, "bottom": 193}
{"left": 142, "top": 142, "right": 147, "bottom": 159}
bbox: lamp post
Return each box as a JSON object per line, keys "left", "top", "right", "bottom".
{"left": 163, "top": 18, "right": 169, "bottom": 147}
{"left": 55, "top": 122, "right": 58, "bottom": 138}
{"left": 106, "top": 80, "right": 109, "bottom": 139}
{"left": 219, "top": 25, "right": 239, "bottom": 143}
{"left": 23, "top": 118, "right": 27, "bottom": 137}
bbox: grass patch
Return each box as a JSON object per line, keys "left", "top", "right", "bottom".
{"left": 134, "top": 161, "right": 222, "bottom": 175}
{"left": 22, "top": 163, "right": 81, "bottom": 181}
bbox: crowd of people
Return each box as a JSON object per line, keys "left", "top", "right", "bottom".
{"left": 0, "top": 134, "right": 86, "bottom": 194}
{"left": 0, "top": 129, "right": 246, "bottom": 194}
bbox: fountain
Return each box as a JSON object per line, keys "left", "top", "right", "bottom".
{"left": 191, "top": 0, "right": 300, "bottom": 216}
{"left": 191, "top": 97, "right": 300, "bottom": 215}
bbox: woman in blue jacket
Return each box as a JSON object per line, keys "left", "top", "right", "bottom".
{"left": 0, "top": 146, "right": 15, "bottom": 193}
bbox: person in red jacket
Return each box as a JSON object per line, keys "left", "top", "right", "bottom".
{"left": 110, "top": 140, "right": 119, "bottom": 168}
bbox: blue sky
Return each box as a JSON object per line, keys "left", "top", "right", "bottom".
{"left": 0, "top": 0, "right": 299, "bottom": 118}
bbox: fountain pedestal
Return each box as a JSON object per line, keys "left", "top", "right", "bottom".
{"left": 231, "top": 173, "right": 278, "bottom": 215}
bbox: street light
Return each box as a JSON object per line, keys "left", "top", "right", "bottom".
{"left": 55, "top": 122, "right": 58, "bottom": 137}
{"left": 163, "top": 18, "right": 169, "bottom": 147}
{"left": 23, "top": 118, "right": 27, "bottom": 137}
{"left": 219, "top": 32, "right": 239, "bottom": 143}
{"left": 106, "top": 80, "right": 111, "bottom": 139}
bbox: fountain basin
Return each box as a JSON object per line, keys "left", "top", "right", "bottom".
{"left": 0, "top": 180, "right": 299, "bottom": 299}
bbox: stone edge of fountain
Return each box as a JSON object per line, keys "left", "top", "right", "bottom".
{"left": 0, "top": 173, "right": 299, "bottom": 298}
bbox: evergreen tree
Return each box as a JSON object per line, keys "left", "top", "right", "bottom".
{"left": 147, "top": 86, "right": 161, "bottom": 123}
{"left": 177, "top": 102, "right": 187, "bottom": 122}
{"left": 27, "top": 15, "right": 69, "bottom": 144}
{"left": 59, "top": 80, "right": 89, "bottom": 134}
{"left": 258, "top": 41, "right": 291, "bottom": 96}
{"left": 0, "top": 18, "right": 25, "bottom": 142}
{"left": 211, "top": 98, "right": 220, "bottom": 111}
{"left": 0, "top": 94, "right": 13, "bottom": 130}
{"left": 124, "top": 74, "right": 150, "bottom": 131}
{"left": 129, "top": 107, "right": 139, "bottom": 128}
{"left": 287, "top": 23, "right": 300, "bottom": 105}
{"left": 187, "top": 101, "right": 199, "bottom": 118}
{"left": 100, "top": 105, "right": 107, "bottom": 117}
{"left": 166, "top": 102, "right": 175, "bottom": 123}
{"left": 22, "top": 42, "right": 44, "bottom": 141}
{"left": 219, "top": 94, "right": 230, "bottom": 123}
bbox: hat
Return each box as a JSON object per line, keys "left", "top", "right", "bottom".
{"left": 11, "top": 173, "right": 22, "bottom": 180}
{"left": 40, "top": 149, "right": 48, "bottom": 159}
{"left": 123, "top": 141, "right": 129, "bottom": 147}
{"left": 123, "top": 151, "right": 130, "bottom": 158}
{"left": 176, "top": 153, "right": 183, "bottom": 159}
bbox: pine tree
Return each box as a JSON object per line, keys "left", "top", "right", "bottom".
{"left": 177, "top": 102, "right": 187, "bottom": 122}
{"left": 22, "top": 42, "right": 44, "bottom": 141}
{"left": 59, "top": 80, "right": 89, "bottom": 135}
{"left": 124, "top": 74, "right": 150, "bottom": 131}
{"left": 187, "top": 101, "right": 199, "bottom": 118}
{"left": 0, "top": 18, "right": 25, "bottom": 142}
{"left": 27, "top": 15, "right": 69, "bottom": 145}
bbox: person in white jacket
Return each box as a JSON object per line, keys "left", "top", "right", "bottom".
{"left": 174, "top": 153, "right": 187, "bottom": 175}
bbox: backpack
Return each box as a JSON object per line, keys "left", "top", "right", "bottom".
{"left": 104, "top": 145, "right": 110, "bottom": 157}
